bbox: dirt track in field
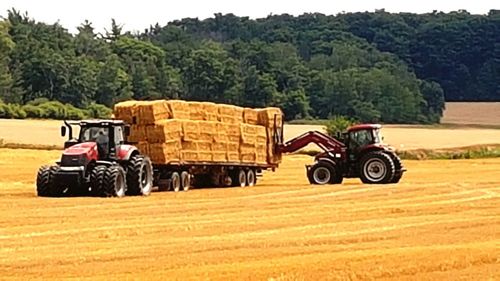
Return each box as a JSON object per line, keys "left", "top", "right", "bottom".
{"left": 0, "top": 148, "right": 498, "bottom": 280}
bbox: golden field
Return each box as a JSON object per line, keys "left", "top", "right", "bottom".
{"left": 0, "top": 149, "right": 499, "bottom": 280}
{"left": 442, "top": 102, "right": 500, "bottom": 126}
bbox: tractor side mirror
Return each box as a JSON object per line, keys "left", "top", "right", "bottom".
{"left": 124, "top": 125, "right": 130, "bottom": 137}
{"left": 61, "top": 126, "right": 66, "bottom": 137}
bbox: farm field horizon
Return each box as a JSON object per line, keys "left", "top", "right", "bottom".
{"left": 0, "top": 149, "right": 499, "bottom": 280}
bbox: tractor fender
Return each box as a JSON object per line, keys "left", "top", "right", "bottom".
{"left": 315, "top": 157, "right": 338, "bottom": 167}
{"left": 117, "top": 145, "right": 139, "bottom": 161}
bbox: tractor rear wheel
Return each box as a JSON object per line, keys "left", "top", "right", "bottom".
{"left": 36, "top": 165, "right": 59, "bottom": 197}
{"left": 359, "top": 152, "right": 395, "bottom": 184}
{"left": 90, "top": 165, "right": 107, "bottom": 197}
{"left": 389, "top": 154, "right": 404, "bottom": 183}
{"left": 181, "top": 171, "right": 191, "bottom": 191}
{"left": 308, "top": 161, "right": 336, "bottom": 185}
{"left": 126, "top": 155, "right": 153, "bottom": 196}
{"left": 102, "top": 165, "right": 127, "bottom": 197}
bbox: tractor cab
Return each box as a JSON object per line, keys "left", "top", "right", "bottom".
{"left": 345, "top": 124, "right": 383, "bottom": 160}
{"left": 61, "top": 120, "right": 130, "bottom": 160}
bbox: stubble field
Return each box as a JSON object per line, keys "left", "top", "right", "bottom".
{"left": 0, "top": 149, "right": 499, "bottom": 280}
{"left": 1, "top": 102, "right": 500, "bottom": 280}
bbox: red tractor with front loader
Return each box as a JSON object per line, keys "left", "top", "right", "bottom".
{"left": 36, "top": 120, "right": 153, "bottom": 197}
{"left": 278, "top": 124, "right": 405, "bottom": 184}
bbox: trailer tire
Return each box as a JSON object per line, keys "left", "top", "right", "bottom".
{"left": 232, "top": 169, "right": 247, "bottom": 187}
{"left": 246, "top": 169, "right": 256, "bottom": 187}
{"left": 359, "top": 151, "right": 395, "bottom": 184}
{"left": 102, "top": 165, "right": 127, "bottom": 197}
{"left": 171, "top": 172, "right": 181, "bottom": 192}
{"left": 181, "top": 171, "right": 191, "bottom": 191}
{"left": 126, "top": 155, "right": 153, "bottom": 196}
{"left": 307, "top": 161, "right": 335, "bottom": 185}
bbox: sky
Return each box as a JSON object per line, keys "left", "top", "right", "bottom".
{"left": 0, "top": 0, "right": 498, "bottom": 34}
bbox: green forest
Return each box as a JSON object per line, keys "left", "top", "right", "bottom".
{"left": 0, "top": 9, "right": 498, "bottom": 123}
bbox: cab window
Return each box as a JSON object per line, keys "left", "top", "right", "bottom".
{"left": 349, "top": 129, "right": 373, "bottom": 148}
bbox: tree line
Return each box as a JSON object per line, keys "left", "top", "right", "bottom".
{"left": 0, "top": 9, "right": 498, "bottom": 123}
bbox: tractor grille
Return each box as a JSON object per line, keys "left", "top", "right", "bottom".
{"left": 61, "top": 154, "right": 89, "bottom": 167}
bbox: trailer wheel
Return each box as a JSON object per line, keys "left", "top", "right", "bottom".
{"left": 36, "top": 165, "right": 59, "bottom": 197}
{"left": 359, "top": 151, "right": 395, "bottom": 184}
{"left": 102, "top": 165, "right": 127, "bottom": 197}
{"left": 170, "top": 172, "right": 181, "bottom": 192}
{"left": 232, "top": 169, "right": 247, "bottom": 187}
{"left": 307, "top": 161, "right": 335, "bottom": 185}
{"left": 181, "top": 171, "right": 191, "bottom": 191}
{"left": 246, "top": 169, "right": 256, "bottom": 187}
{"left": 90, "top": 165, "right": 107, "bottom": 197}
{"left": 126, "top": 155, "right": 153, "bottom": 196}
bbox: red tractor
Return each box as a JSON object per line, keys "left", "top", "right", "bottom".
{"left": 36, "top": 120, "right": 153, "bottom": 197}
{"left": 279, "top": 124, "right": 405, "bottom": 184}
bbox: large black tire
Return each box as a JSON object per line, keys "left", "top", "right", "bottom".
{"left": 126, "top": 155, "right": 153, "bottom": 196}
{"left": 36, "top": 165, "right": 59, "bottom": 197}
{"left": 170, "top": 172, "right": 181, "bottom": 192}
{"left": 390, "top": 154, "right": 404, "bottom": 183}
{"left": 307, "top": 161, "right": 335, "bottom": 185}
{"left": 102, "top": 165, "right": 127, "bottom": 197}
{"left": 359, "top": 151, "right": 395, "bottom": 184}
{"left": 232, "top": 169, "right": 247, "bottom": 187}
{"left": 246, "top": 169, "right": 256, "bottom": 187}
{"left": 90, "top": 165, "right": 107, "bottom": 197}
{"left": 180, "top": 171, "right": 191, "bottom": 191}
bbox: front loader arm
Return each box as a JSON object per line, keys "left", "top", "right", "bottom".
{"left": 278, "top": 131, "right": 346, "bottom": 154}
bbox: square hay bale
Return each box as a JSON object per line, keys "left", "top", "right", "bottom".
{"left": 146, "top": 120, "right": 182, "bottom": 143}
{"left": 135, "top": 100, "right": 171, "bottom": 124}
{"left": 218, "top": 104, "right": 244, "bottom": 123}
{"left": 202, "top": 102, "right": 219, "bottom": 121}
{"left": 181, "top": 120, "right": 200, "bottom": 141}
{"left": 199, "top": 121, "right": 216, "bottom": 142}
{"left": 227, "top": 152, "right": 240, "bottom": 162}
{"left": 181, "top": 151, "right": 212, "bottom": 162}
{"left": 257, "top": 107, "right": 283, "bottom": 128}
{"left": 166, "top": 100, "right": 190, "bottom": 119}
{"left": 181, "top": 140, "right": 212, "bottom": 152}
{"left": 243, "top": 108, "right": 259, "bottom": 125}
{"left": 148, "top": 141, "right": 181, "bottom": 164}
{"left": 212, "top": 142, "right": 227, "bottom": 152}
{"left": 135, "top": 142, "right": 149, "bottom": 156}
{"left": 113, "top": 101, "right": 138, "bottom": 124}
{"left": 212, "top": 151, "right": 227, "bottom": 162}
{"left": 128, "top": 125, "right": 147, "bottom": 143}
{"left": 187, "top": 102, "right": 205, "bottom": 121}
{"left": 225, "top": 123, "right": 241, "bottom": 143}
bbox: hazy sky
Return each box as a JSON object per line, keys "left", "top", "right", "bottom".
{"left": 0, "top": 0, "right": 497, "bottom": 33}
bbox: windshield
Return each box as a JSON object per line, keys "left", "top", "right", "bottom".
{"left": 79, "top": 127, "right": 109, "bottom": 142}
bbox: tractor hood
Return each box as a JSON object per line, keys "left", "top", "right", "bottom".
{"left": 61, "top": 142, "right": 98, "bottom": 166}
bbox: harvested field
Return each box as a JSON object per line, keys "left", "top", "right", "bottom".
{"left": 442, "top": 102, "right": 500, "bottom": 126}
{"left": 0, "top": 148, "right": 499, "bottom": 280}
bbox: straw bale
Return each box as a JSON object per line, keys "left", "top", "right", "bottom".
{"left": 146, "top": 120, "right": 182, "bottom": 143}
{"left": 113, "top": 101, "right": 138, "bottom": 124}
{"left": 135, "top": 100, "right": 170, "bottom": 124}
{"left": 135, "top": 142, "right": 149, "bottom": 156}
{"left": 166, "top": 100, "right": 190, "bottom": 119}
{"left": 212, "top": 152, "right": 227, "bottom": 162}
{"left": 212, "top": 142, "right": 227, "bottom": 152}
{"left": 181, "top": 151, "right": 212, "bottom": 162}
{"left": 148, "top": 141, "right": 181, "bottom": 163}
{"left": 227, "top": 152, "right": 240, "bottom": 162}
{"left": 181, "top": 140, "right": 212, "bottom": 152}
{"left": 257, "top": 107, "right": 283, "bottom": 128}
{"left": 201, "top": 102, "right": 219, "bottom": 121}
{"left": 243, "top": 108, "right": 259, "bottom": 125}
{"left": 128, "top": 125, "right": 147, "bottom": 143}
{"left": 218, "top": 104, "right": 244, "bottom": 123}
{"left": 199, "top": 121, "right": 216, "bottom": 142}
{"left": 181, "top": 120, "right": 200, "bottom": 141}
{"left": 187, "top": 102, "right": 205, "bottom": 120}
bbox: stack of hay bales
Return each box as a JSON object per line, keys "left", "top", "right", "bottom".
{"left": 113, "top": 100, "right": 283, "bottom": 166}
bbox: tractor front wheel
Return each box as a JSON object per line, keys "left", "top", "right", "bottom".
{"left": 307, "top": 161, "right": 336, "bottom": 185}
{"left": 36, "top": 165, "right": 59, "bottom": 197}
